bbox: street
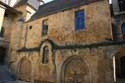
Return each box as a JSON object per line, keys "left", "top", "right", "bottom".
{"left": 0, "top": 65, "right": 29, "bottom": 83}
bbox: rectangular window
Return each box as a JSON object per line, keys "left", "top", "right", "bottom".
{"left": 122, "top": 23, "right": 125, "bottom": 39}
{"left": 75, "top": 10, "right": 85, "bottom": 31}
{"left": 118, "top": 0, "right": 125, "bottom": 11}
{"left": 42, "top": 19, "right": 48, "bottom": 36}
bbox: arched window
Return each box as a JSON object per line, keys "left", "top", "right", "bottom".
{"left": 121, "top": 23, "right": 125, "bottom": 39}
{"left": 42, "top": 46, "right": 49, "bottom": 64}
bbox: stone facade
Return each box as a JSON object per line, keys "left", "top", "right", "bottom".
{"left": 8, "top": 0, "right": 125, "bottom": 83}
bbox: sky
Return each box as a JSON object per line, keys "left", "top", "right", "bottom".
{"left": 44, "top": 0, "right": 112, "bottom": 4}
{"left": 109, "top": 0, "right": 112, "bottom": 4}
{"left": 44, "top": 0, "right": 53, "bottom": 3}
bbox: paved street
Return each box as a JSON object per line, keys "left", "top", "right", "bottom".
{"left": 0, "top": 65, "right": 29, "bottom": 83}
{"left": 0, "top": 65, "right": 15, "bottom": 83}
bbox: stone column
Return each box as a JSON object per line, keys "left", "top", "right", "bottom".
{"left": 0, "top": 5, "right": 6, "bottom": 33}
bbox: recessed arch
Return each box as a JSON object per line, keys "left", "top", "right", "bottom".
{"left": 60, "top": 56, "right": 90, "bottom": 83}
{"left": 17, "top": 57, "right": 32, "bottom": 82}
{"left": 40, "top": 41, "right": 53, "bottom": 63}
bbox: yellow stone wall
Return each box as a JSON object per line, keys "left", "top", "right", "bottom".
{"left": 8, "top": 0, "right": 116, "bottom": 83}
{"left": 23, "top": 0, "right": 112, "bottom": 49}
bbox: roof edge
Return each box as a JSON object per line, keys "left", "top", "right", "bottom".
{"left": 0, "top": 1, "right": 22, "bottom": 15}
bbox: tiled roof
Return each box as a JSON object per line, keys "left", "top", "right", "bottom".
{"left": 29, "top": 0, "right": 101, "bottom": 22}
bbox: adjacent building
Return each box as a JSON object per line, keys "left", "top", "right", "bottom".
{"left": 112, "top": 0, "right": 125, "bottom": 82}
{"left": 0, "top": 1, "right": 21, "bottom": 65}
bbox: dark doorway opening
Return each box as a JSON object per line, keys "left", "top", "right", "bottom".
{"left": 0, "top": 47, "right": 6, "bottom": 65}
{"left": 120, "top": 56, "right": 125, "bottom": 78}
{"left": 115, "top": 56, "right": 125, "bottom": 83}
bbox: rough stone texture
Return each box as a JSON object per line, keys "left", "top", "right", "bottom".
{"left": 24, "top": 0, "right": 112, "bottom": 48}
{"left": 2, "top": 15, "right": 15, "bottom": 41}
{"left": 8, "top": 0, "right": 125, "bottom": 83}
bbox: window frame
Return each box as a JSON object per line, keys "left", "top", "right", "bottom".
{"left": 121, "top": 23, "right": 125, "bottom": 39}
{"left": 75, "top": 10, "right": 85, "bottom": 31}
{"left": 42, "top": 46, "right": 49, "bottom": 64}
{"left": 42, "top": 19, "right": 48, "bottom": 36}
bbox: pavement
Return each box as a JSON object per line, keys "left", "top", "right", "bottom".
{"left": 0, "top": 65, "right": 15, "bottom": 83}
{"left": 0, "top": 65, "right": 29, "bottom": 83}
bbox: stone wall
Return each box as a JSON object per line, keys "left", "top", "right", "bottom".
{"left": 23, "top": 0, "right": 112, "bottom": 49}
{"left": 2, "top": 14, "right": 15, "bottom": 41}
{"left": 11, "top": 44, "right": 125, "bottom": 83}
{"left": 8, "top": 0, "right": 124, "bottom": 83}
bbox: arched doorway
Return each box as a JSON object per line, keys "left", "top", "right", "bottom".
{"left": 61, "top": 56, "right": 90, "bottom": 83}
{"left": 18, "top": 58, "right": 32, "bottom": 82}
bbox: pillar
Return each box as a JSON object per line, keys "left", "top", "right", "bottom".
{"left": 0, "top": 5, "right": 6, "bottom": 33}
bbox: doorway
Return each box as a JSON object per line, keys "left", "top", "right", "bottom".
{"left": 0, "top": 47, "right": 6, "bottom": 65}
{"left": 114, "top": 50, "right": 125, "bottom": 83}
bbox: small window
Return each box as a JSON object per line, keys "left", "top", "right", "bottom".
{"left": 5, "top": 13, "right": 8, "bottom": 17}
{"left": 42, "top": 46, "right": 49, "bottom": 64}
{"left": 112, "top": 23, "right": 118, "bottom": 40}
{"left": 118, "top": 0, "right": 125, "bottom": 11}
{"left": 122, "top": 23, "right": 125, "bottom": 39}
{"left": 29, "top": 26, "right": 32, "bottom": 30}
{"left": 17, "top": 17, "right": 24, "bottom": 22}
{"left": 42, "top": 19, "right": 48, "bottom": 36}
{"left": 75, "top": 10, "right": 85, "bottom": 31}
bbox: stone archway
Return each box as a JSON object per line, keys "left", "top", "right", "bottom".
{"left": 18, "top": 57, "right": 32, "bottom": 81}
{"left": 61, "top": 56, "right": 90, "bottom": 83}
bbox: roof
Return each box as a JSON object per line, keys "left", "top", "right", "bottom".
{"left": 14, "top": 0, "right": 39, "bottom": 11}
{"left": 28, "top": 0, "right": 101, "bottom": 22}
{"left": 14, "top": 0, "right": 28, "bottom": 7}
{"left": 0, "top": 1, "right": 22, "bottom": 15}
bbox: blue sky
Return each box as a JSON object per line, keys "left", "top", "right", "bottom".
{"left": 44, "top": 0, "right": 53, "bottom": 3}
